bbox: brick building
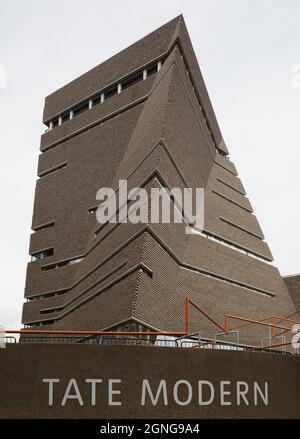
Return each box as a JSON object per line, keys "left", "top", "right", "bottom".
{"left": 22, "top": 15, "right": 298, "bottom": 346}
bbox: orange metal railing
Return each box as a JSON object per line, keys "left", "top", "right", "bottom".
{"left": 1, "top": 296, "right": 299, "bottom": 353}
{"left": 185, "top": 296, "right": 299, "bottom": 351}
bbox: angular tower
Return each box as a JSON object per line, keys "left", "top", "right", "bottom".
{"left": 284, "top": 275, "right": 300, "bottom": 318}
{"left": 22, "top": 16, "right": 297, "bottom": 345}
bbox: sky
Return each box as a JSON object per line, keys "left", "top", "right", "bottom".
{"left": 0, "top": 0, "right": 299, "bottom": 329}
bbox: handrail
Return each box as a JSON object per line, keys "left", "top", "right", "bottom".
{"left": 224, "top": 314, "right": 291, "bottom": 333}
{"left": 255, "top": 340, "right": 295, "bottom": 350}
{"left": 186, "top": 297, "right": 225, "bottom": 333}
{"left": 227, "top": 316, "right": 273, "bottom": 332}
{"left": 1, "top": 330, "right": 185, "bottom": 336}
{"left": 1, "top": 297, "right": 299, "bottom": 355}
{"left": 271, "top": 315, "right": 300, "bottom": 337}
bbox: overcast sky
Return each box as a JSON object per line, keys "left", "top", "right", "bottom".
{"left": 0, "top": 0, "right": 299, "bottom": 329}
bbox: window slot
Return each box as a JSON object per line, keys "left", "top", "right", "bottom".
{"left": 92, "top": 95, "right": 101, "bottom": 106}
{"left": 27, "top": 289, "right": 68, "bottom": 301}
{"left": 147, "top": 63, "right": 158, "bottom": 77}
{"left": 40, "top": 307, "right": 62, "bottom": 315}
{"left": 73, "top": 101, "right": 89, "bottom": 116}
{"left": 31, "top": 248, "right": 54, "bottom": 262}
{"left": 41, "top": 256, "right": 83, "bottom": 271}
{"left": 121, "top": 72, "right": 143, "bottom": 91}
{"left": 61, "top": 113, "right": 70, "bottom": 123}
{"left": 104, "top": 85, "right": 118, "bottom": 99}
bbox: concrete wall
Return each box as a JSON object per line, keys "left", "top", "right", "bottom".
{"left": 0, "top": 344, "right": 299, "bottom": 419}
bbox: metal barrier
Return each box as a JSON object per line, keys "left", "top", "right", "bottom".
{"left": 261, "top": 335, "right": 286, "bottom": 353}
{"left": 1, "top": 296, "right": 299, "bottom": 355}
{"left": 214, "top": 330, "right": 240, "bottom": 349}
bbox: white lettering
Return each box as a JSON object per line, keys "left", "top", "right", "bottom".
{"left": 43, "top": 378, "right": 60, "bottom": 406}
{"left": 198, "top": 380, "right": 215, "bottom": 405}
{"left": 220, "top": 380, "right": 231, "bottom": 406}
{"left": 236, "top": 381, "right": 249, "bottom": 406}
{"left": 173, "top": 380, "right": 193, "bottom": 406}
{"left": 141, "top": 379, "right": 168, "bottom": 406}
{"left": 61, "top": 378, "right": 83, "bottom": 406}
{"left": 108, "top": 379, "right": 122, "bottom": 406}
{"left": 254, "top": 382, "right": 268, "bottom": 406}
{"left": 85, "top": 378, "right": 102, "bottom": 406}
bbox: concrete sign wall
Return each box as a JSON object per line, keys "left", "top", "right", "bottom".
{"left": 0, "top": 344, "right": 299, "bottom": 418}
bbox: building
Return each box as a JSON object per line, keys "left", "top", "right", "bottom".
{"left": 21, "top": 15, "right": 298, "bottom": 347}
{"left": 284, "top": 274, "right": 300, "bottom": 318}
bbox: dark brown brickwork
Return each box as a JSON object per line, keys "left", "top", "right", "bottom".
{"left": 22, "top": 16, "right": 297, "bottom": 347}
{"left": 284, "top": 275, "right": 300, "bottom": 317}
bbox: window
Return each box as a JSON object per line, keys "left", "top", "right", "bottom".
{"left": 104, "top": 85, "right": 118, "bottom": 99}
{"left": 45, "top": 59, "right": 163, "bottom": 132}
{"left": 27, "top": 289, "right": 68, "bottom": 301}
{"left": 73, "top": 101, "right": 89, "bottom": 116}
{"left": 61, "top": 113, "right": 70, "bottom": 123}
{"left": 41, "top": 256, "right": 83, "bottom": 271}
{"left": 147, "top": 63, "right": 158, "bottom": 77}
{"left": 69, "top": 257, "right": 83, "bottom": 265}
{"left": 40, "top": 307, "right": 62, "bottom": 315}
{"left": 121, "top": 72, "right": 143, "bottom": 91}
{"left": 31, "top": 248, "right": 54, "bottom": 262}
{"left": 92, "top": 95, "right": 101, "bottom": 106}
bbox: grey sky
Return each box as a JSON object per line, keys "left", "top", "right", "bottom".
{"left": 0, "top": 0, "right": 299, "bottom": 329}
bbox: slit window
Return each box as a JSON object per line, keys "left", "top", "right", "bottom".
{"left": 147, "top": 63, "right": 158, "bottom": 77}
{"left": 61, "top": 113, "right": 70, "bottom": 123}
{"left": 121, "top": 72, "right": 143, "bottom": 91}
{"left": 45, "top": 58, "right": 163, "bottom": 132}
{"left": 73, "top": 101, "right": 89, "bottom": 116}
{"left": 92, "top": 95, "right": 101, "bottom": 106}
{"left": 104, "top": 85, "right": 118, "bottom": 99}
{"left": 31, "top": 248, "right": 54, "bottom": 262}
{"left": 40, "top": 308, "right": 62, "bottom": 315}
{"left": 41, "top": 256, "right": 83, "bottom": 271}
{"left": 27, "top": 290, "right": 68, "bottom": 301}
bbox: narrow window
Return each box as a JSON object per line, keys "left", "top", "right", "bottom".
{"left": 92, "top": 95, "right": 101, "bottom": 106}
{"left": 146, "top": 63, "right": 158, "bottom": 77}
{"left": 104, "top": 85, "right": 118, "bottom": 99}
{"left": 121, "top": 71, "right": 143, "bottom": 91}
{"left": 61, "top": 113, "right": 70, "bottom": 123}
{"left": 52, "top": 118, "right": 59, "bottom": 128}
{"left": 31, "top": 248, "right": 54, "bottom": 262}
{"left": 73, "top": 101, "right": 89, "bottom": 117}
